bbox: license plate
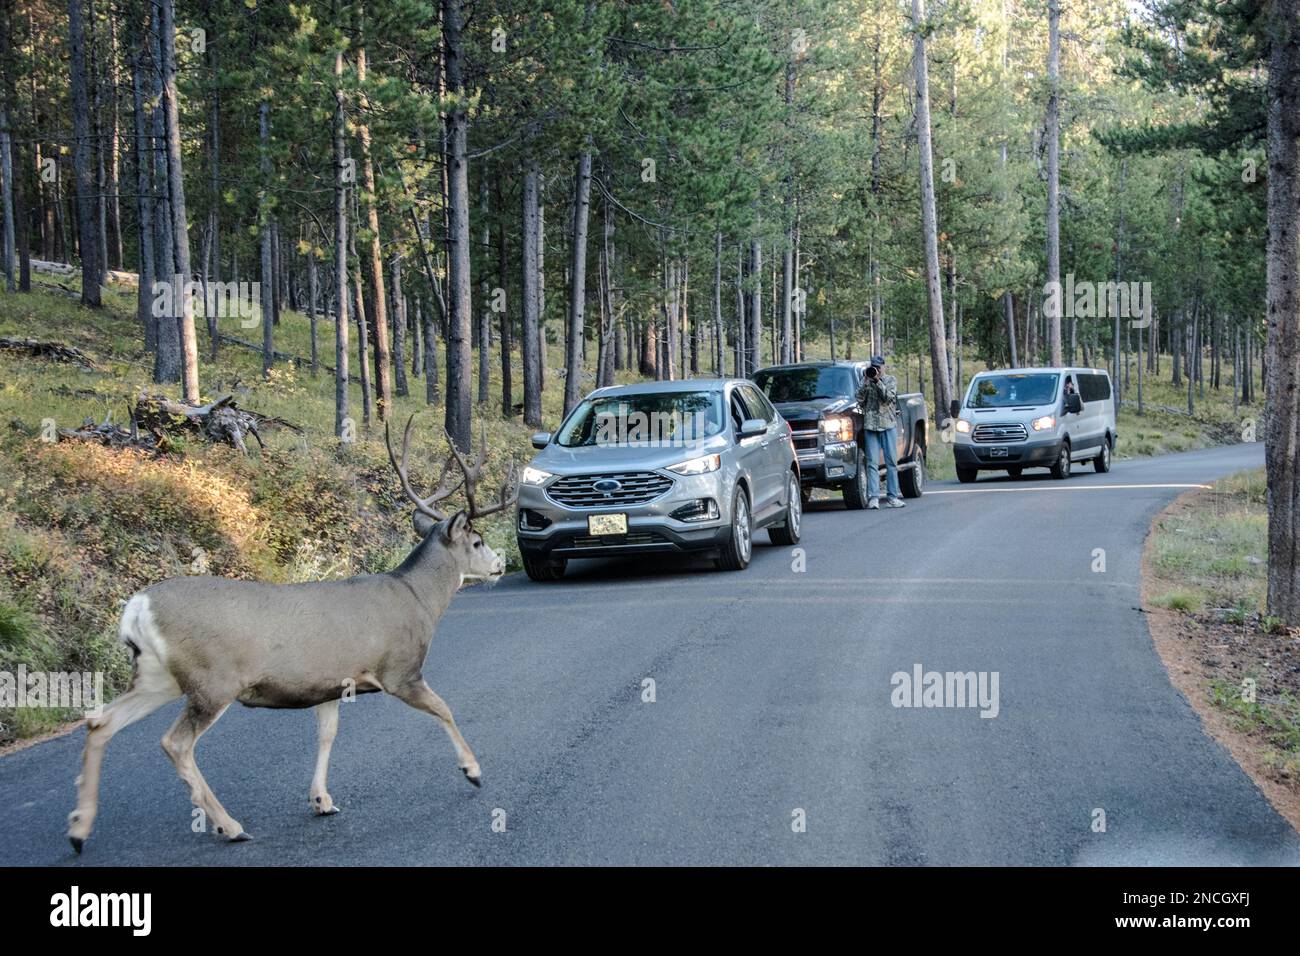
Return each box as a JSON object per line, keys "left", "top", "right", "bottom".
{"left": 588, "top": 513, "right": 628, "bottom": 535}
{"left": 989, "top": 446, "right": 1008, "bottom": 458}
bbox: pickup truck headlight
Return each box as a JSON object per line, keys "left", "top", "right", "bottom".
{"left": 820, "top": 416, "right": 854, "bottom": 442}
{"left": 667, "top": 453, "right": 721, "bottom": 476}
{"left": 520, "top": 465, "right": 553, "bottom": 485}
{"left": 955, "top": 419, "right": 972, "bottom": 434}
{"left": 1031, "top": 415, "right": 1056, "bottom": 431}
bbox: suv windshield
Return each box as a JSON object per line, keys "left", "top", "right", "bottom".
{"left": 556, "top": 391, "right": 725, "bottom": 448}
{"left": 754, "top": 366, "right": 856, "bottom": 403}
{"left": 966, "top": 373, "right": 1060, "bottom": 409}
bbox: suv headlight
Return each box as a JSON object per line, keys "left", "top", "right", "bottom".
{"left": 820, "top": 416, "right": 854, "bottom": 442}
{"left": 955, "top": 419, "right": 972, "bottom": 434}
{"left": 667, "top": 453, "right": 721, "bottom": 476}
{"left": 1031, "top": 415, "right": 1056, "bottom": 431}
{"left": 520, "top": 465, "right": 553, "bottom": 485}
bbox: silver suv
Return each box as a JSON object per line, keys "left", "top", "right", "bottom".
{"left": 516, "top": 379, "right": 801, "bottom": 581}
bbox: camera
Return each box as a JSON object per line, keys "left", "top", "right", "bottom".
{"left": 865, "top": 366, "right": 878, "bottom": 379}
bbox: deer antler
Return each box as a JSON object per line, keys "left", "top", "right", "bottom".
{"left": 385, "top": 414, "right": 464, "bottom": 521}
{"left": 445, "top": 423, "right": 519, "bottom": 520}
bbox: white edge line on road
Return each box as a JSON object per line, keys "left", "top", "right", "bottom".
{"left": 926, "top": 483, "right": 1212, "bottom": 494}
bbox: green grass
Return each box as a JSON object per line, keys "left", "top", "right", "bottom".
{"left": 1211, "top": 678, "right": 1300, "bottom": 779}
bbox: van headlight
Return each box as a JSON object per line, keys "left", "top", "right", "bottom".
{"left": 520, "top": 465, "right": 553, "bottom": 485}
{"left": 820, "top": 416, "right": 854, "bottom": 442}
{"left": 955, "top": 419, "right": 972, "bottom": 434}
{"left": 667, "top": 453, "right": 721, "bottom": 476}
{"left": 1031, "top": 415, "right": 1056, "bottom": 431}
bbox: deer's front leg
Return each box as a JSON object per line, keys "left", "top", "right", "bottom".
{"left": 392, "top": 680, "right": 481, "bottom": 787}
{"left": 309, "top": 699, "right": 342, "bottom": 815}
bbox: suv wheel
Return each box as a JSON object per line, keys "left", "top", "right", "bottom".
{"left": 716, "top": 486, "right": 752, "bottom": 571}
{"left": 522, "top": 551, "right": 566, "bottom": 582}
{"left": 956, "top": 466, "right": 978, "bottom": 484}
{"left": 900, "top": 448, "right": 926, "bottom": 498}
{"left": 769, "top": 473, "right": 802, "bottom": 545}
{"left": 1094, "top": 438, "right": 1112, "bottom": 473}
{"left": 843, "top": 447, "right": 870, "bottom": 510}
{"left": 1050, "top": 443, "right": 1072, "bottom": 480}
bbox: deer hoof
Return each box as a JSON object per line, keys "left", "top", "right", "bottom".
{"left": 227, "top": 830, "right": 253, "bottom": 843}
{"left": 312, "top": 794, "right": 339, "bottom": 815}
{"left": 462, "top": 767, "right": 482, "bottom": 788}
{"left": 69, "top": 836, "right": 84, "bottom": 855}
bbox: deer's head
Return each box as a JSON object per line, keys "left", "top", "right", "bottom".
{"left": 388, "top": 416, "right": 517, "bottom": 586}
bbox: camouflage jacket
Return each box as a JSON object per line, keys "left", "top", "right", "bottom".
{"left": 856, "top": 373, "right": 899, "bottom": 431}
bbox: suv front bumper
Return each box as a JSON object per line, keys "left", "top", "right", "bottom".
{"left": 515, "top": 470, "right": 733, "bottom": 559}
{"left": 954, "top": 436, "right": 1062, "bottom": 468}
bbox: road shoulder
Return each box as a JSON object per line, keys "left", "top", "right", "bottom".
{"left": 1141, "top": 472, "right": 1300, "bottom": 834}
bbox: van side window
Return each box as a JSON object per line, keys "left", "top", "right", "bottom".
{"left": 1079, "top": 374, "right": 1111, "bottom": 403}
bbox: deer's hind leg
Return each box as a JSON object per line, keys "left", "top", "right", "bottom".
{"left": 67, "top": 684, "right": 180, "bottom": 853}
{"left": 309, "top": 699, "right": 341, "bottom": 815}
{"left": 161, "top": 699, "right": 249, "bottom": 841}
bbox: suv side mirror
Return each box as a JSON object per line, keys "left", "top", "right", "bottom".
{"left": 1064, "top": 393, "right": 1082, "bottom": 415}
{"left": 530, "top": 432, "right": 552, "bottom": 449}
{"left": 949, "top": 399, "right": 961, "bottom": 420}
{"left": 738, "top": 418, "right": 767, "bottom": 439}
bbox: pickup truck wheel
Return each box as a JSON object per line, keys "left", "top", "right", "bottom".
{"left": 716, "top": 487, "right": 752, "bottom": 571}
{"left": 899, "top": 448, "right": 926, "bottom": 498}
{"left": 956, "top": 466, "right": 978, "bottom": 484}
{"left": 1094, "top": 438, "right": 1112, "bottom": 473}
{"left": 1050, "top": 443, "right": 1072, "bottom": 479}
{"left": 1006, "top": 467, "right": 1023, "bottom": 478}
{"left": 768, "top": 473, "right": 802, "bottom": 545}
{"left": 843, "top": 447, "right": 870, "bottom": 510}
{"left": 522, "top": 552, "right": 566, "bottom": 582}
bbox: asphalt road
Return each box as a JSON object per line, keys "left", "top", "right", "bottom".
{"left": 2, "top": 442, "right": 1297, "bottom": 866}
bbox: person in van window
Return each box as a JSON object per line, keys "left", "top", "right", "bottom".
{"left": 855, "top": 355, "right": 904, "bottom": 510}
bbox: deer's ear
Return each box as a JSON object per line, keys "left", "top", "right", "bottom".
{"left": 412, "top": 512, "right": 439, "bottom": 539}
{"left": 438, "top": 510, "right": 471, "bottom": 544}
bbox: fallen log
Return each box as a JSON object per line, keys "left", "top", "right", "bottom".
{"left": 0, "top": 337, "right": 99, "bottom": 369}
{"left": 133, "top": 393, "right": 302, "bottom": 455}
{"left": 216, "top": 332, "right": 357, "bottom": 382}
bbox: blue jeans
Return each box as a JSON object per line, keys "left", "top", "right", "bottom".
{"left": 862, "top": 427, "right": 901, "bottom": 501}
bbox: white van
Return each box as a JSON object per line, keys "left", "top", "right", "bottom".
{"left": 949, "top": 367, "right": 1117, "bottom": 482}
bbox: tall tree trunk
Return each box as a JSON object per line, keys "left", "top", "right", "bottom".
{"left": 1045, "top": 0, "right": 1062, "bottom": 367}
{"left": 911, "top": 0, "right": 952, "bottom": 423}
{"left": 748, "top": 238, "right": 762, "bottom": 375}
{"left": 1265, "top": 0, "right": 1300, "bottom": 624}
{"left": 68, "top": 0, "right": 100, "bottom": 306}
{"left": 392, "top": 254, "right": 408, "bottom": 397}
{"left": 159, "top": 0, "right": 198, "bottom": 400}
{"left": 129, "top": 47, "right": 155, "bottom": 350}
{"left": 477, "top": 175, "right": 489, "bottom": 404}
{"left": 520, "top": 157, "right": 542, "bottom": 427}
{"left": 355, "top": 37, "right": 392, "bottom": 421}
{"left": 333, "top": 48, "right": 350, "bottom": 440}
{"left": 497, "top": 172, "right": 511, "bottom": 416}
{"left": 259, "top": 100, "right": 274, "bottom": 378}
{"left": 307, "top": 245, "right": 319, "bottom": 376}
{"left": 441, "top": 0, "right": 471, "bottom": 449}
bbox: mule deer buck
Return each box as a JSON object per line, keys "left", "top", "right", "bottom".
{"left": 67, "top": 417, "right": 516, "bottom": 852}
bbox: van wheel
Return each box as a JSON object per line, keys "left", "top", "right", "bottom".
{"left": 843, "top": 447, "right": 870, "bottom": 510}
{"left": 900, "top": 448, "right": 926, "bottom": 498}
{"left": 956, "top": 466, "right": 978, "bottom": 484}
{"left": 716, "top": 486, "right": 752, "bottom": 571}
{"left": 1050, "top": 443, "right": 1072, "bottom": 479}
{"left": 1094, "top": 438, "right": 1112, "bottom": 473}
{"left": 522, "top": 552, "right": 566, "bottom": 582}
{"left": 769, "top": 473, "right": 802, "bottom": 545}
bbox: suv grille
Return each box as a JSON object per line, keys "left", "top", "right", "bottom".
{"left": 973, "top": 422, "right": 1028, "bottom": 443}
{"left": 546, "top": 471, "right": 674, "bottom": 508}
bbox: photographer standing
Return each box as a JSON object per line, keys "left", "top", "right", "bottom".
{"left": 855, "top": 355, "right": 904, "bottom": 510}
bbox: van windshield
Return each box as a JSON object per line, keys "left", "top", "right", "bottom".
{"left": 966, "top": 373, "right": 1060, "bottom": 409}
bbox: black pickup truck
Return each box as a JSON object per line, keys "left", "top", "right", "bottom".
{"left": 752, "top": 361, "right": 929, "bottom": 508}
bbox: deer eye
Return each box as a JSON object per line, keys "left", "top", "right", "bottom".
{"left": 473, "top": 540, "right": 482, "bottom": 548}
